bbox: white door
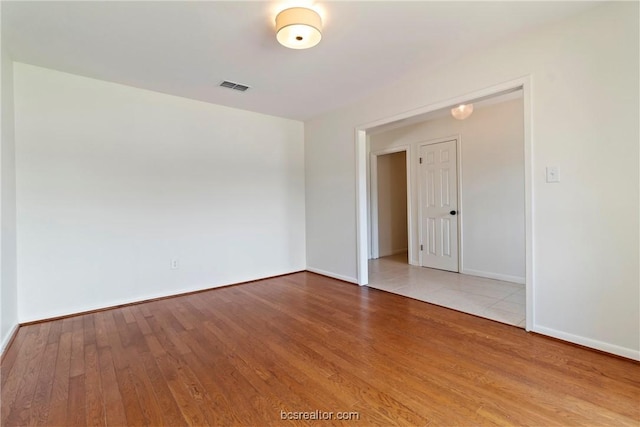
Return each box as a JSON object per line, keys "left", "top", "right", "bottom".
{"left": 419, "top": 140, "right": 459, "bottom": 271}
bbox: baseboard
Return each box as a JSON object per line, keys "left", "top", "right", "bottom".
{"left": 533, "top": 325, "right": 640, "bottom": 361}
{"left": 305, "top": 267, "right": 358, "bottom": 284}
{"left": 378, "top": 248, "right": 408, "bottom": 257}
{"left": 0, "top": 323, "right": 19, "bottom": 360}
{"left": 19, "top": 269, "right": 305, "bottom": 325}
{"left": 391, "top": 248, "right": 408, "bottom": 255}
{"left": 462, "top": 268, "right": 525, "bottom": 285}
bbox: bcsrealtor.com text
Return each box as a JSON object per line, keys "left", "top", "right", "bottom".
{"left": 280, "top": 410, "right": 360, "bottom": 421}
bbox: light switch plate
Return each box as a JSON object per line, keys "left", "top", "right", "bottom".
{"left": 546, "top": 166, "right": 559, "bottom": 183}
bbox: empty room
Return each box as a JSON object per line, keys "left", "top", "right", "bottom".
{"left": 1, "top": 1, "right": 638, "bottom": 426}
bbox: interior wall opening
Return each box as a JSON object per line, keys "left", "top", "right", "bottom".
{"left": 365, "top": 89, "right": 527, "bottom": 328}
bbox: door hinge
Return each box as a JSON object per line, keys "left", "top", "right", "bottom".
{"left": 420, "top": 244, "right": 423, "bottom": 251}
{"left": 419, "top": 157, "right": 423, "bottom": 164}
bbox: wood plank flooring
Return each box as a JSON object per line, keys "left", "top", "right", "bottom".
{"left": 1, "top": 272, "right": 639, "bottom": 426}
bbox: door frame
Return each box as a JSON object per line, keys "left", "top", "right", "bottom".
{"left": 369, "top": 146, "right": 412, "bottom": 262}
{"left": 417, "top": 136, "right": 462, "bottom": 271}
{"left": 354, "top": 76, "right": 534, "bottom": 331}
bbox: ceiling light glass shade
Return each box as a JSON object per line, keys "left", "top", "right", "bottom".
{"left": 451, "top": 104, "right": 474, "bottom": 120}
{"left": 276, "top": 7, "right": 322, "bottom": 49}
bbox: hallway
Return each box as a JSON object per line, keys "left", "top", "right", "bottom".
{"left": 368, "top": 253, "right": 526, "bottom": 327}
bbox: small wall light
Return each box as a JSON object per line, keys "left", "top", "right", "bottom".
{"left": 451, "top": 104, "right": 474, "bottom": 120}
{"left": 276, "top": 7, "right": 322, "bottom": 49}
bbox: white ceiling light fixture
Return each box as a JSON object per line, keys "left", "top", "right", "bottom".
{"left": 451, "top": 104, "right": 474, "bottom": 120}
{"left": 275, "top": 7, "right": 322, "bottom": 49}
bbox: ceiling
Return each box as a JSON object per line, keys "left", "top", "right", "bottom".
{"left": 2, "top": 1, "right": 598, "bottom": 121}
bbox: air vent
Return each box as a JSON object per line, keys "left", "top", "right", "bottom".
{"left": 220, "top": 80, "right": 250, "bottom": 92}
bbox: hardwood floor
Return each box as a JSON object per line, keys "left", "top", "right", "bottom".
{"left": 2, "top": 272, "right": 639, "bottom": 426}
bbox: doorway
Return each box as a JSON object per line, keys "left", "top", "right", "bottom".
{"left": 359, "top": 82, "right": 531, "bottom": 329}
{"left": 370, "top": 148, "right": 411, "bottom": 263}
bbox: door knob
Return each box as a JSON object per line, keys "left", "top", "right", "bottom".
{"left": 450, "top": 210, "right": 457, "bottom": 215}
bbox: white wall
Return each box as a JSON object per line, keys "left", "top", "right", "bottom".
{"left": 370, "top": 98, "right": 525, "bottom": 283}
{"left": 14, "top": 63, "right": 306, "bottom": 322}
{"left": 305, "top": 2, "right": 639, "bottom": 359}
{"left": 1, "top": 15, "right": 19, "bottom": 352}
{"left": 376, "top": 151, "right": 407, "bottom": 257}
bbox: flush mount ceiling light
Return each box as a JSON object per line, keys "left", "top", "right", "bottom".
{"left": 451, "top": 104, "right": 474, "bottom": 120}
{"left": 276, "top": 7, "right": 322, "bottom": 49}
{"left": 451, "top": 104, "right": 473, "bottom": 120}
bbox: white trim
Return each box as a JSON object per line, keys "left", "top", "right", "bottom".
{"left": 367, "top": 135, "right": 378, "bottom": 259}
{"left": 366, "top": 135, "right": 372, "bottom": 259}
{"left": 356, "top": 76, "right": 533, "bottom": 326}
{"left": 370, "top": 152, "right": 379, "bottom": 259}
{"left": 522, "top": 78, "right": 534, "bottom": 332}
{"left": 0, "top": 323, "right": 19, "bottom": 356}
{"left": 306, "top": 267, "right": 359, "bottom": 284}
{"left": 357, "top": 83, "right": 525, "bottom": 131}
{"left": 405, "top": 146, "right": 414, "bottom": 265}
{"left": 456, "top": 135, "right": 465, "bottom": 274}
{"left": 18, "top": 269, "right": 304, "bottom": 323}
{"left": 461, "top": 268, "right": 525, "bottom": 285}
{"left": 414, "top": 137, "right": 457, "bottom": 147}
{"left": 356, "top": 129, "right": 369, "bottom": 285}
{"left": 369, "top": 145, "right": 412, "bottom": 263}
{"left": 533, "top": 325, "right": 640, "bottom": 362}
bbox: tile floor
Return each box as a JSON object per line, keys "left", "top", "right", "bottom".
{"left": 368, "top": 253, "right": 526, "bottom": 328}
